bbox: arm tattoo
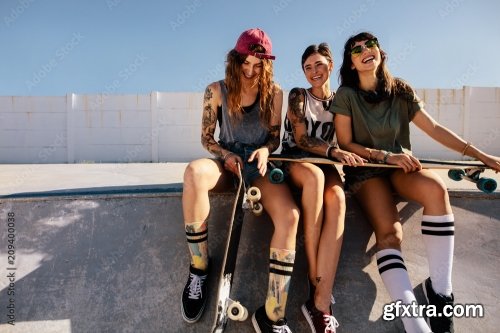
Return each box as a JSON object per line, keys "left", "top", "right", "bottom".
{"left": 263, "top": 124, "right": 281, "bottom": 153}
{"left": 289, "top": 88, "right": 328, "bottom": 153}
{"left": 203, "top": 87, "right": 213, "bottom": 103}
{"left": 289, "top": 89, "right": 306, "bottom": 123}
{"left": 298, "top": 134, "right": 326, "bottom": 150}
{"left": 201, "top": 86, "right": 224, "bottom": 158}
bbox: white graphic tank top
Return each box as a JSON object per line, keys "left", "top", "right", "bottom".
{"left": 282, "top": 88, "right": 335, "bottom": 152}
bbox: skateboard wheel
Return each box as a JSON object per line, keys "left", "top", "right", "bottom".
{"left": 477, "top": 178, "right": 497, "bottom": 194}
{"left": 247, "top": 187, "right": 261, "bottom": 202}
{"left": 269, "top": 168, "right": 284, "bottom": 184}
{"left": 227, "top": 302, "right": 248, "bottom": 321}
{"left": 252, "top": 202, "right": 264, "bottom": 216}
{"left": 448, "top": 169, "right": 465, "bottom": 181}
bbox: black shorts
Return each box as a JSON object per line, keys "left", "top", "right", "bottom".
{"left": 343, "top": 166, "right": 396, "bottom": 194}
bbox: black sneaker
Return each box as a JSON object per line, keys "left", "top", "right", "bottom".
{"left": 252, "top": 305, "right": 292, "bottom": 333}
{"left": 423, "top": 277, "right": 454, "bottom": 333}
{"left": 307, "top": 276, "right": 316, "bottom": 301}
{"left": 181, "top": 265, "right": 209, "bottom": 323}
{"left": 301, "top": 298, "right": 339, "bottom": 333}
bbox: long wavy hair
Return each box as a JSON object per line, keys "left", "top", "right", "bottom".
{"left": 338, "top": 31, "right": 413, "bottom": 99}
{"left": 225, "top": 44, "right": 277, "bottom": 129}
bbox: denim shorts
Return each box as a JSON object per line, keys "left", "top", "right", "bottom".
{"left": 220, "top": 142, "right": 263, "bottom": 185}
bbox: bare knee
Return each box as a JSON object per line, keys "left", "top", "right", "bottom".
{"left": 376, "top": 230, "right": 403, "bottom": 250}
{"left": 426, "top": 178, "right": 448, "bottom": 202}
{"left": 324, "top": 185, "right": 346, "bottom": 209}
{"left": 420, "top": 178, "right": 451, "bottom": 213}
{"left": 305, "top": 167, "right": 325, "bottom": 189}
{"left": 274, "top": 207, "right": 300, "bottom": 237}
{"left": 292, "top": 164, "right": 325, "bottom": 190}
{"left": 184, "top": 160, "right": 212, "bottom": 191}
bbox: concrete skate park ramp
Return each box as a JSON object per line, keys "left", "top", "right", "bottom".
{"left": 0, "top": 176, "right": 499, "bottom": 332}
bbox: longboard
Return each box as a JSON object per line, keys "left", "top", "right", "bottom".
{"left": 268, "top": 154, "right": 497, "bottom": 194}
{"left": 211, "top": 165, "right": 261, "bottom": 332}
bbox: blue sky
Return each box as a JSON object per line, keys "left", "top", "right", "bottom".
{"left": 1, "top": 0, "right": 499, "bottom": 96}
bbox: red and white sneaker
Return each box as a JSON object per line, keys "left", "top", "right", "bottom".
{"left": 301, "top": 298, "right": 339, "bottom": 333}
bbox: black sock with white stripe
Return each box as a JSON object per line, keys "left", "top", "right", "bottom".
{"left": 376, "top": 248, "right": 430, "bottom": 333}
{"left": 421, "top": 214, "right": 454, "bottom": 297}
{"left": 265, "top": 248, "right": 295, "bottom": 322}
{"left": 185, "top": 222, "right": 209, "bottom": 271}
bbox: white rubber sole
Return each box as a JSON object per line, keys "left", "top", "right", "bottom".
{"left": 301, "top": 304, "right": 317, "bottom": 333}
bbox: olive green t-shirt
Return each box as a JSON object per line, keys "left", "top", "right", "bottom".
{"left": 330, "top": 86, "right": 424, "bottom": 154}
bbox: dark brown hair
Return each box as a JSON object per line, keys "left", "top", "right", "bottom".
{"left": 301, "top": 43, "right": 333, "bottom": 69}
{"left": 338, "top": 32, "right": 414, "bottom": 100}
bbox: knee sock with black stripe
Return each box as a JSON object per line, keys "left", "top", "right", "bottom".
{"left": 185, "top": 221, "right": 209, "bottom": 271}
{"left": 421, "top": 214, "right": 454, "bottom": 296}
{"left": 377, "top": 248, "right": 430, "bottom": 333}
{"left": 265, "top": 248, "right": 295, "bottom": 322}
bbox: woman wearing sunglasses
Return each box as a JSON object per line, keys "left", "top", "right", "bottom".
{"left": 331, "top": 31, "right": 500, "bottom": 333}
{"left": 281, "top": 42, "right": 364, "bottom": 333}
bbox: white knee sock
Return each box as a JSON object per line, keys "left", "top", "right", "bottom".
{"left": 421, "top": 214, "right": 454, "bottom": 296}
{"left": 377, "top": 249, "right": 430, "bottom": 333}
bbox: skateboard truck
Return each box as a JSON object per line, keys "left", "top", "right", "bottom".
{"left": 448, "top": 168, "right": 497, "bottom": 193}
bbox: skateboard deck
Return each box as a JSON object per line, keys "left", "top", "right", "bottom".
{"left": 269, "top": 154, "right": 497, "bottom": 193}
{"left": 211, "top": 166, "right": 258, "bottom": 332}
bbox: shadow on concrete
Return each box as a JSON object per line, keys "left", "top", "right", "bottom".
{"left": 0, "top": 190, "right": 498, "bottom": 332}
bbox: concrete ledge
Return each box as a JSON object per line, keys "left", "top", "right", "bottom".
{"left": 1, "top": 163, "right": 498, "bottom": 331}
{"left": 0, "top": 188, "right": 499, "bottom": 332}
{"left": 0, "top": 184, "right": 184, "bottom": 200}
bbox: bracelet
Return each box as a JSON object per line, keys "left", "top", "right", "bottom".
{"left": 371, "top": 149, "right": 383, "bottom": 163}
{"left": 222, "top": 151, "right": 234, "bottom": 162}
{"left": 368, "top": 149, "right": 374, "bottom": 162}
{"left": 326, "top": 146, "right": 334, "bottom": 158}
{"left": 383, "top": 151, "right": 392, "bottom": 164}
{"left": 461, "top": 142, "right": 472, "bottom": 156}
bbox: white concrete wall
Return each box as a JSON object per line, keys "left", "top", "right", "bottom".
{"left": 1, "top": 87, "right": 499, "bottom": 163}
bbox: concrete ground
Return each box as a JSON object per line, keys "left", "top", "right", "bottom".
{"left": 0, "top": 163, "right": 499, "bottom": 333}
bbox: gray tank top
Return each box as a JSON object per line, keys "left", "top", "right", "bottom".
{"left": 218, "top": 80, "right": 269, "bottom": 147}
